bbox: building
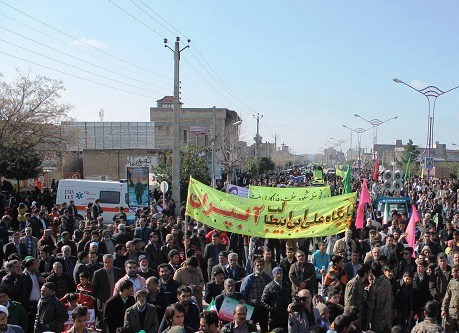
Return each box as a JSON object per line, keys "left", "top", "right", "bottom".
{"left": 150, "top": 96, "right": 242, "bottom": 181}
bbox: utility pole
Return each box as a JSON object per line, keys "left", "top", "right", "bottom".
{"left": 253, "top": 113, "right": 263, "bottom": 157}
{"left": 164, "top": 37, "right": 190, "bottom": 214}
{"left": 274, "top": 134, "right": 278, "bottom": 152}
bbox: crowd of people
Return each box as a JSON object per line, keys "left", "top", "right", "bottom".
{"left": 0, "top": 173, "right": 457, "bottom": 333}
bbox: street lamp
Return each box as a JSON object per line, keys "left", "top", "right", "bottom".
{"left": 393, "top": 78, "right": 459, "bottom": 181}
{"left": 354, "top": 114, "right": 398, "bottom": 160}
{"left": 343, "top": 125, "right": 371, "bottom": 167}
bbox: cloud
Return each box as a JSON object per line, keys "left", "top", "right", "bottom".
{"left": 410, "top": 80, "right": 427, "bottom": 89}
{"left": 71, "top": 38, "right": 106, "bottom": 48}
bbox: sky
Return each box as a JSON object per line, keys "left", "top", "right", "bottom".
{"left": 1, "top": 1, "right": 459, "bottom": 157}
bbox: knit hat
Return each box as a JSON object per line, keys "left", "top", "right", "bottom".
{"left": 272, "top": 267, "right": 283, "bottom": 275}
{"left": 0, "top": 305, "right": 8, "bottom": 317}
{"left": 134, "top": 289, "right": 148, "bottom": 299}
{"left": 43, "top": 282, "right": 56, "bottom": 291}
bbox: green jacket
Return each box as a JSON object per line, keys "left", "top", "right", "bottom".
{"left": 7, "top": 300, "right": 28, "bottom": 332}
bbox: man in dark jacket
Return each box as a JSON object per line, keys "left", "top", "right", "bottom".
{"left": 34, "top": 282, "right": 68, "bottom": 333}
{"left": 261, "top": 267, "right": 291, "bottom": 330}
{"left": 289, "top": 250, "right": 316, "bottom": 295}
{"left": 103, "top": 279, "right": 135, "bottom": 333}
{"left": 204, "top": 233, "right": 226, "bottom": 281}
{"left": 92, "top": 254, "right": 124, "bottom": 328}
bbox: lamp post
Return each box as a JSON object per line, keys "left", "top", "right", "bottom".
{"left": 354, "top": 114, "right": 398, "bottom": 160}
{"left": 393, "top": 78, "right": 459, "bottom": 181}
{"left": 330, "top": 137, "right": 346, "bottom": 152}
{"left": 343, "top": 125, "right": 371, "bottom": 168}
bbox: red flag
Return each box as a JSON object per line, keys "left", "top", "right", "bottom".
{"left": 372, "top": 157, "right": 379, "bottom": 181}
{"left": 406, "top": 204, "right": 420, "bottom": 257}
{"left": 355, "top": 179, "right": 371, "bottom": 229}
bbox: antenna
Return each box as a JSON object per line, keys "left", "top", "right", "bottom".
{"left": 99, "top": 108, "right": 104, "bottom": 122}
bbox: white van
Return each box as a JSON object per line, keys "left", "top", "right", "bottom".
{"left": 56, "top": 179, "right": 136, "bottom": 223}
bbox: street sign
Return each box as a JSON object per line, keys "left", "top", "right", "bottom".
{"left": 160, "top": 181, "right": 169, "bottom": 193}
{"left": 425, "top": 157, "right": 434, "bottom": 170}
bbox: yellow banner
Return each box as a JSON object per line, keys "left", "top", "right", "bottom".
{"left": 186, "top": 177, "right": 356, "bottom": 239}
{"left": 248, "top": 185, "right": 331, "bottom": 201}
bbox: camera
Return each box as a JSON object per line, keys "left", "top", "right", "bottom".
{"left": 291, "top": 294, "right": 306, "bottom": 312}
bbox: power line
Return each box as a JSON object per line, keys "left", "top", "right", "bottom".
{"left": 190, "top": 43, "right": 257, "bottom": 114}
{"left": 0, "top": 13, "right": 171, "bottom": 84}
{"left": 0, "top": 51, "right": 153, "bottom": 98}
{"left": 0, "top": 38, "right": 165, "bottom": 95}
{"left": 0, "top": 26, "right": 170, "bottom": 92}
{"left": 0, "top": 1, "right": 170, "bottom": 80}
{"left": 121, "top": 0, "right": 257, "bottom": 117}
{"left": 107, "top": 0, "right": 166, "bottom": 39}
{"left": 128, "top": 0, "right": 179, "bottom": 37}
{"left": 133, "top": 0, "right": 189, "bottom": 43}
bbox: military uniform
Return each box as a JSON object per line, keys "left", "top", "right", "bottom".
{"left": 411, "top": 316, "right": 444, "bottom": 333}
{"left": 367, "top": 276, "right": 393, "bottom": 333}
{"left": 344, "top": 275, "right": 364, "bottom": 328}
{"left": 442, "top": 278, "right": 459, "bottom": 333}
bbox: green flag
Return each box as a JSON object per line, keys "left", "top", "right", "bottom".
{"left": 404, "top": 154, "right": 412, "bottom": 180}
{"left": 344, "top": 165, "right": 351, "bottom": 194}
{"left": 207, "top": 298, "right": 217, "bottom": 312}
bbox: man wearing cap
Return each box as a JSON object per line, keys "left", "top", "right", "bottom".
{"left": 204, "top": 268, "right": 225, "bottom": 305}
{"left": 0, "top": 287, "right": 27, "bottom": 332}
{"left": 124, "top": 289, "right": 159, "bottom": 333}
{"left": 0, "top": 304, "right": 25, "bottom": 333}
{"left": 261, "top": 267, "right": 291, "bottom": 330}
{"left": 211, "top": 251, "right": 230, "bottom": 280}
{"left": 145, "top": 231, "right": 162, "bottom": 270}
{"left": 34, "top": 282, "right": 68, "bottom": 333}
{"left": 137, "top": 255, "right": 157, "bottom": 279}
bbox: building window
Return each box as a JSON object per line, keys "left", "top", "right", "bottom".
{"left": 183, "top": 130, "right": 188, "bottom": 144}
{"left": 100, "top": 191, "right": 120, "bottom": 204}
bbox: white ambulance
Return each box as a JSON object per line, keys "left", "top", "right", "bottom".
{"left": 56, "top": 179, "right": 136, "bottom": 223}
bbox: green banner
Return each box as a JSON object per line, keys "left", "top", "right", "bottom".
{"left": 186, "top": 177, "right": 356, "bottom": 239}
{"left": 248, "top": 185, "right": 331, "bottom": 201}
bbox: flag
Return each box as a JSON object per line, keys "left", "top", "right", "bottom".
{"left": 207, "top": 299, "right": 217, "bottom": 312}
{"left": 404, "top": 154, "right": 412, "bottom": 180}
{"left": 406, "top": 204, "right": 420, "bottom": 257}
{"left": 373, "top": 157, "right": 379, "bottom": 181}
{"left": 344, "top": 165, "right": 351, "bottom": 194}
{"left": 355, "top": 179, "right": 371, "bottom": 229}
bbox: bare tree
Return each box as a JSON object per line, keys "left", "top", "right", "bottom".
{"left": 0, "top": 72, "right": 73, "bottom": 188}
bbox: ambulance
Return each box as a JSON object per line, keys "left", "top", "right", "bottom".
{"left": 56, "top": 179, "right": 136, "bottom": 224}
